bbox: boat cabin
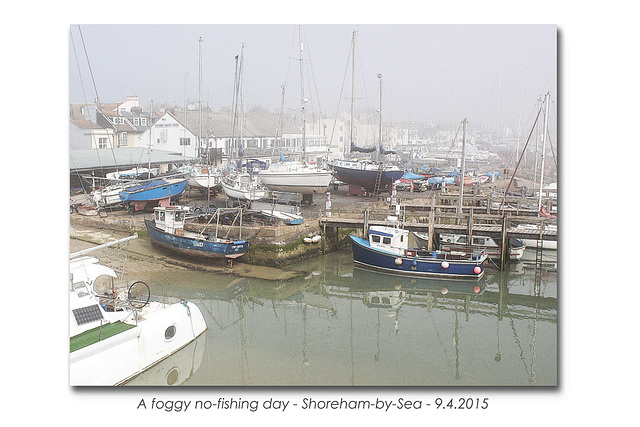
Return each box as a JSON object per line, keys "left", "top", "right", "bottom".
{"left": 153, "top": 206, "right": 186, "bottom": 235}
{"left": 368, "top": 226, "right": 409, "bottom": 255}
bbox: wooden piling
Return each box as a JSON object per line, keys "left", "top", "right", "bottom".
{"left": 500, "top": 214, "right": 508, "bottom": 270}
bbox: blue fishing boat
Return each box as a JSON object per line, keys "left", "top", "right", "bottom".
{"left": 119, "top": 178, "right": 188, "bottom": 211}
{"left": 144, "top": 206, "right": 248, "bottom": 259}
{"left": 350, "top": 225, "right": 487, "bottom": 280}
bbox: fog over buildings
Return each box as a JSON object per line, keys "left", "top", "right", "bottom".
{"left": 69, "top": 24, "right": 556, "bottom": 131}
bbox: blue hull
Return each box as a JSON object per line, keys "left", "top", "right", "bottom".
{"left": 332, "top": 165, "right": 404, "bottom": 193}
{"left": 120, "top": 179, "right": 188, "bottom": 202}
{"left": 350, "top": 235, "right": 485, "bottom": 280}
{"left": 145, "top": 219, "right": 248, "bottom": 259}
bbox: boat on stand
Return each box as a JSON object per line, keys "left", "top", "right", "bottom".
{"left": 257, "top": 27, "right": 333, "bottom": 201}
{"left": 328, "top": 31, "right": 403, "bottom": 195}
{"left": 70, "top": 235, "right": 207, "bottom": 386}
{"left": 331, "top": 158, "right": 404, "bottom": 195}
{"left": 258, "top": 161, "right": 333, "bottom": 196}
{"left": 118, "top": 177, "right": 188, "bottom": 211}
{"left": 187, "top": 164, "right": 223, "bottom": 194}
{"left": 221, "top": 172, "right": 267, "bottom": 202}
{"left": 144, "top": 205, "right": 249, "bottom": 259}
{"left": 350, "top": 225, "right": 487, "bottom": 280}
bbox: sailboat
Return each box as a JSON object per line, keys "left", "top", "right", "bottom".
{"left": 188, "top": 37, "right": 223, "bottom": 197}
{"left": 329, "top": 32, "right": 403, "bottom": 195}
{"left": 187, "top": 164, "right": 223, "bottom": 194}
{"left": 221, "top": 45, "right": 268, "bottom": 203}
{"left": 257, "top": 26, "right": 333, "bottom": 200}
{"left": 221, "top": 172, "right": 267, "bottom": 201}
{"left": 515, "top": 92, "right": 557, "bottom": 250}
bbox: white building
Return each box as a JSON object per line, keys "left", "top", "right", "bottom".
{"left": 136, "top": 112, "right": 198, "bottom": 158}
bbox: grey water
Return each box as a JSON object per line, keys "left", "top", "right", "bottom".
{"left": 125, "top": 249, "right": 557, "bottom": 386}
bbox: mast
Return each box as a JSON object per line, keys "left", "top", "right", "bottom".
{"left": 299, "top": 26, "right": 307, "bottom": 164}
{"left": 231, "top": 52, "right": 240, "bottom": 167}
{"left": 238, "top": 44, "right": 245, "bottom": 167}
{"left": 533, "top": 96, "right": 542, "bottom": 191}
{"left": 458, "top": 118, "right": 468, "bottom": 214}
{"left": 148, "top": 99, "right": 153, "bottom": 178}
{"left": 537, "top": 92, "right": 551, "bottom": 212}
{"left": 377, "top": 73, "right": 383, "bottom": 163}
{"left": 198, "top": 36, "right": 203, "bottom": 159}
{"left": 273, "top": 84, "right": 286, "bottom": 158}
{"left": 349, "top": 31, "right": 356, "bottom": 157}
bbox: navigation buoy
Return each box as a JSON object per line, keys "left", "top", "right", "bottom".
{"left": 395, "top": 257, "right": 403, "bottom": 265}
{"left": 441, "top": 261, "right": 449, "bottom": 269}
{"left": 474, "top": 266, "right": 482, "bottom": 274}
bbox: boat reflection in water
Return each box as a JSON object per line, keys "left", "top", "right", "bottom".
{"left": 126, "top": 250, "right": 556, "bottom": 386}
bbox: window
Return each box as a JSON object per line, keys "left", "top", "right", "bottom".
{"left": 372, "top": 235, "right": 381, "bottom": 243}
{"left": 141, "top": 118, "right": 147, "bottom": 126}
{"left": 119, "top": 132, "right": 127, "bottom": 146}
{"left": 98, "top": 137, "right": 107, "bottom": 148}
{"left": 180, "top": 137, "right": 191, "bottom": 146}
{"left": 133, "top": 118, "right": 140, "bottom": 126}
{"left": 383, "top": 237, "right": 391, "bottom": 245}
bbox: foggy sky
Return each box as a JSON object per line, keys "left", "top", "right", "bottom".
{"left": 69, "top": 24, "right": 556, "bottom": 128}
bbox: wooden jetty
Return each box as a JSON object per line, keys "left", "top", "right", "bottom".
{"left": 319, "top": 190, "right": 557, "bottom": 271}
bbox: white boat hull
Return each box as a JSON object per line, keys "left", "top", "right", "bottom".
{"left": 222, "top": 182, "right": 266, "bottom": 201}
{"left": 189, "top": 175, "right": 221, "bottom": 190}
{"left": 70, "top": 301, "right": 207, "bottom": 386}
{"left": 258, "top": 170, "right": 333, "bottom": 194}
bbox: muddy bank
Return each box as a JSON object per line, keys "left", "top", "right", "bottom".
{"left": 70, "top": 225, "right": 306, "bottom": 281}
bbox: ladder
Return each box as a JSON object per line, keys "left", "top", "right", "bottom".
{"left": 372, "top": 164, "right": 384, "bottom": 196}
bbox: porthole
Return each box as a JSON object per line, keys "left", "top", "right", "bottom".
{"left": 166, "top": 368, "right": 180, "bottom": 386}
{"left": 165, "top": 325, "right": 177, "bottom": 340}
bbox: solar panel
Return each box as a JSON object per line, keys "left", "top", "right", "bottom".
{"left": 72, "top": 304, "right": 104, "bottom": 325}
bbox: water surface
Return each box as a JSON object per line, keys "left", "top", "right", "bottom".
{"left": 126, "top": 249, "right": 557, "bottom": 386}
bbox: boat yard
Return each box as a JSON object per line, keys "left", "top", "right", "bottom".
{"left": 71, "top": 175, "right": 557, "bottom": 274}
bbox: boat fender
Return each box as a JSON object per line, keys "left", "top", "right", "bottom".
{"left": 394, "top": 257, "right": 403, "bottom": 265}
{"left": 474, "top": 266, "right": 482, "bottom": 274}
{"left": 441, "top": 261, "right": 449, "bottom": 269}
{"left": 411, "top": 259, "right": 418, "bottom": 267}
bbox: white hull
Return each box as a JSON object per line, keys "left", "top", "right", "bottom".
{"left": 70, "top": 301, "right": 207, "bottom": 386}
{"left": 221, "top": 173, "right": 267, "bottom": 201}
{"left": 92, "top": 185, "right": 126, "bottom": 207}
{"left": 258, "top": 166, "right": 333, "bottom": 195}
{"left": 188, "top": 175, "right": 221, "bottom": 190}
{"left": 187, "top": 165, "right": 222, "bottom": 190}
{"left": 70, "top": 251, "right": 207, "bottom": 386}
{"left": 222, "top": 184, "right": 266, "bottom": 201}
{"left": 520, "top": 239, "right": 557, "bottom": 250}
{"left": 516, "top": 224, "right": 557, "bottom": 250}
